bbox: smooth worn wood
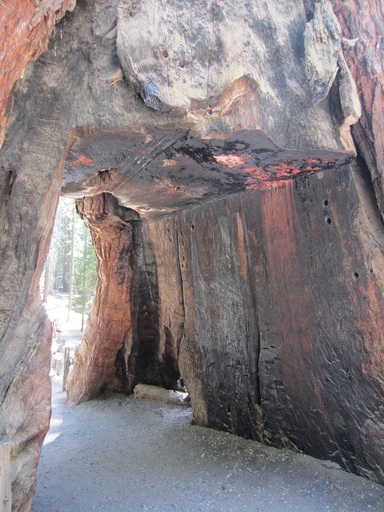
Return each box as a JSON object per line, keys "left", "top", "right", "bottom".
{"left": 0, "top": 439, "right": 12, "bottom": 512}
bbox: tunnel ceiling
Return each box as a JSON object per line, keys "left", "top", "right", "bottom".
{"left": 62, "top": 128, "right": 353, "bottom": 219}
{"left": 59, "top": 0, "right": 362, "bottom": 219}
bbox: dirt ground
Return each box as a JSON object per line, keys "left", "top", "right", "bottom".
{"left": 31, "top": 377, "right": 384, "bottom": 512}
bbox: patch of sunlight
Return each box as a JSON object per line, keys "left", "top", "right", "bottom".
{"left": 50, "top": 417, "right": 63, "bottom": 428}
{"left": 43, "top": 416, "right": 63, "bottom": 445}
{"left": 44, "top": 431, "right": 61, "bottom": 445}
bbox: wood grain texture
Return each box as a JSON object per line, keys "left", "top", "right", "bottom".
{"left": 333, "top": 0, "right": 384, "bottom": 215}
{"left": 0, "top": 440, "right": 12, "bottom": 512}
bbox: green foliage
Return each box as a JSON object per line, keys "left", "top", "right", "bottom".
{"left": 73, "top": 223, "right": 97, "bottom": 314}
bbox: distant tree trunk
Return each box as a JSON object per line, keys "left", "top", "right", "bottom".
{"left": 67, "top": 202, "right": 76, "bottom": 322}
{"left": 62, "top": 213, "right": 70, "bottom": 292}
{"left": 42, "top": 253, "right": 50, "bottom": 303}
{"left": 81, "top": 224, "right": 87, "bottom": 332}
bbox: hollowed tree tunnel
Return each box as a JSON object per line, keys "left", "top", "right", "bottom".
{"left": 0, "top": 1, "right": 384, "bottom": 510}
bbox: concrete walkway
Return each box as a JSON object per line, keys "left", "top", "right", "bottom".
{"left": 31, "top": 379, "right": 384, "bottom": 512}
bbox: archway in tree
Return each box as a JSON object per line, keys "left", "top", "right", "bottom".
{"left": 61, "top": 127, "right": 352, "bottom": 434}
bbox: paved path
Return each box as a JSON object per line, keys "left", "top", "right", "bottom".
{"left": 32, "top": 380, "right": 384, "bottom": 512}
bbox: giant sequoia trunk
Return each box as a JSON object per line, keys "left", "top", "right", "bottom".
{"left": 66, "top": 194, "right": 137, "bottom": 403}
{"left": 0, "top": 0, "right": 383, "bottom": 509}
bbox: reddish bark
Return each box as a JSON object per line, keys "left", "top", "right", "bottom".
{"left": 333, "top": 0, "right": 384, "bottom": 214}
{"left": 66, "top": 194, "right": 136, "bottom": 404}
{"left": 0, "top": 0, "right": 76, "bottom": 148}
{"left": 1, "top": 309, "right": 52, "bottom": 512}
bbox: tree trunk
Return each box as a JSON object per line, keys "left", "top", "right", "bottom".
{"left": 81, "top": 224, "right": 87, "bottom": 332}
{"left": 67, "top": 202, "right": 76, "bottom": 322}
{"left": 42, "top": 254, "right": 50, "bottom": 304}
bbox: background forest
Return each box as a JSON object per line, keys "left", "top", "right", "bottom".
{"left": 42, "top": 197, "right": 97, "bottom": 329}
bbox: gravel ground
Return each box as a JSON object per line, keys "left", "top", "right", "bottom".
{"left": 32, "top": 379, "right": 384, "bottom": 512}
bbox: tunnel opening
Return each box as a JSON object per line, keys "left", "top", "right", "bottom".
{"left": 50, "top": 191, "right": 187, "bottom": 406}
{"left": 58, "top": 125, "right": 357, "bottom": 436}
{"left": 41, "top": 197, "right": 97, "bottom": 317}
{"left": 41, "top": 197, "right": 97, "bottom": 384}
{"left": 42, "top": 180, "right": 196, "bottom": 410}
{"left": 42, "top": 193, "right": 189, "bottom": 416}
